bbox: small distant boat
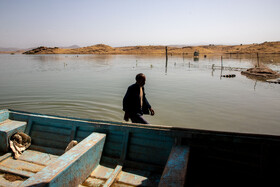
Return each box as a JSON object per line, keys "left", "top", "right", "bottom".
{"left": 193, "top": 51, "right": 199, "bottom": 57}
{"left": 0, "top": 109, "right": 280, "bottom": 186}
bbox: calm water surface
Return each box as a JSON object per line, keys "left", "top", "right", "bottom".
{"left": 0, "top": 54, "right": 279, "bottom": 135}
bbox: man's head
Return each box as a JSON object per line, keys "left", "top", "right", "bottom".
{"left": 136, "top": 73, "right": 146, "bottom": 87}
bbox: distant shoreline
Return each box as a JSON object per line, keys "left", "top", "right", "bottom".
{"left": 1, "top": 41, "right": 280, "bottom": 55}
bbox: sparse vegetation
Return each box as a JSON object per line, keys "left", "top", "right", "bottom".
{"left": 15, "top": 41, "right": 280, "bottom": 55}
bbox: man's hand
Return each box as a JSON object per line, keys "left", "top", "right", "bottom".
{"left": 149, "top": 108, "right": 155, "bottom": 116}
{"left": 124, "top": 111, "right": 129, "bottom": 121}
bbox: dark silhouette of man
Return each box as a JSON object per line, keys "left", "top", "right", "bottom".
{"left": 123, "top": 73, "right": 155, "bottom": 124}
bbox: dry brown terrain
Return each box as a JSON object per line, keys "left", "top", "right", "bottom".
{"left": 3, "top": 41, "right": 280, "bottom": 55}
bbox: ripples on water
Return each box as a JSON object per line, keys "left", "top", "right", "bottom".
{"left": 0, "top": 54, "right": 279, "bottom": 135}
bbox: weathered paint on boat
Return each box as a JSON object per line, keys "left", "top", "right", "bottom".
{"left": 0, "top": 109, "right": 280, "bottom": 186}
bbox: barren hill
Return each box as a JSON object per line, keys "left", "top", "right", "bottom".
{"left": 22, "top": 42, "right": 280, "bottom": 55}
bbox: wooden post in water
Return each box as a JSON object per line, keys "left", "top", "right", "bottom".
{"left": 165, "top": 46, "right": 168, "bottom": 68}
{"left": 164, "top": 46, "right": 168, "bottom": 74}
{"left": 221, "top": 56, "right": 223, "bottom": 69}
{"left": 220, "top": 56, "right": 223, "bottom": 78}
{"left": 257, "top": 53, "right": 260, "bottom": 67}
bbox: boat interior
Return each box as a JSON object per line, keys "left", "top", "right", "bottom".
{"left": 0, "top": 109, "right": 182, "bottom": 186}
{"left": 1, "top": 109, "right": 280, "bottom": 186}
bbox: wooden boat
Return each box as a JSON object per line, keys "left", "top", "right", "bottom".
{"left": 0, "top": 109, "right": 280, "bottom": 186}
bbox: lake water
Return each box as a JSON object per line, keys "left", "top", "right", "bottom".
{"left": 0, "top": 54, "right": 279, "bottom": 135}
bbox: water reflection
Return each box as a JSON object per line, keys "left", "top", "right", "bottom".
{"left": 193, "top": 57, "right": 199, "bottom": 61}
{"left": 0, "top": 54, "right": 280, "bottom": 135}
{"left": 254, "top": 80, "right": 258, "bottom": 91}
{"left": 33, "top": 54, "right": 114, "bottom": 64}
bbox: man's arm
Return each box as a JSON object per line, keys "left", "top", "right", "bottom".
{"left": 143, "top": 89, "right": 154, "bottom": 116}
{"left": 124, "top": 111, "right": 129, "bottom": 121}
{"left": 149, "top": 108, "right": 155, "bottom": 116}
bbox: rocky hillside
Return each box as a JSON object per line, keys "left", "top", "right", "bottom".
{"left": 22, "top": 42, "right": 280, "bottom": 55}
{"left": 23, "top": 46, "right": 61, "bottom": 54}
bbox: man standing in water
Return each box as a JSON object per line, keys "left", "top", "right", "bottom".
{"left": 123, "top": 73, "right": 155, "bottom": 124}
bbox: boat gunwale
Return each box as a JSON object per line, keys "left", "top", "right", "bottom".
{"left": 6, "top": 109, "right": 280, "bottom": 142}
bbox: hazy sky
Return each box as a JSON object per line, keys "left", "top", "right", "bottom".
{"left": 1, "top": 0, "right": 279, "bottom": 48}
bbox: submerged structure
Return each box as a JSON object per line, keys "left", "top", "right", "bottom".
{"left": 241, "top": 67, "right": 280, "bottom": 81}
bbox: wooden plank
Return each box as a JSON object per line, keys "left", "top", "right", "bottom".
{"left": 129, "top": 137, "right": 173, "bottom": 152}
{"left": 30, "top": 130, "right": 71, "bottom": 143}
{"left": 18, "top": 150, "right": 58, "bottom": 166}
{"left": 0, "top": 120, "right": 27, "bottom": 132}
{"left": 117, "top": 169, "right": 160, "bottom": 186}
{"left": 25, "top": 119, "right": 33, "bottom": 135}
{"left": 127, "top": 145, "right": 170, "bottom": 165}
{"left": 31, "top": 119, "right": 73, "bottom": 130}
{"left": 70, "top": 125, "right": 77, "bottom": 140}
{"left": 90, "top": 164, "right": 114, "bottom": 179}
{"left": 76, "top": 129, "right": 123, "bottom": 140}
{"left": 0, "top": 153, "right": 11, "bottom": 162}
{"left": 131, "top": 132, "right": 174, "bottom": 142}
{"left": 0, "top": 157, "right": 44, "bottom": 173}
{"left": 101, "top": 156, "right": 164, "bottom": 173}
{"left": 103, "top": 165, "right": 122, "bottom": 187}
{"left": 76, "top": 130, "right": 94, "bottom": 139}
{"left": 159, "top": 145, "right": 190, "bottom": 187}
{"left": 130, "top": 136, "right": 173, "bottom": 149}
{"left": 31, "top": 137, "right": 68, "bottom": 150}
{"left": 30, "top": 145, "right": 65, "bottom": 156}
{"left": 124, "top": 160, "right": 164, "bottom": 173}
{"left": 80, "top": 177, "right": 105, "bottom": 186}
{"left": 32, "top": 123, "right": 71, "bottom": 136}
{"left": 103, "top": 142, "right": 122, "bottom": 158}
{"left": 104, "top": 141, "right": 123, "bottom": 150}
{"left": 0, "top": 109, "right": 9, "bottom": 122}
{"left": 0, "top": 165, "right": 34, "bottom": 178}
{"left": 20, "top": 132, "right": 106, "bottom": 187}
{"left": 120, "top": 131, "right": 129, "bottom": 162}
{"left": 106, "top": 133, "right": 123, "bottom": 144}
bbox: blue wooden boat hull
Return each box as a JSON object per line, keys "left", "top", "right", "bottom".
{"left": 1, "top": 109, "right": 280, "bottom": 186}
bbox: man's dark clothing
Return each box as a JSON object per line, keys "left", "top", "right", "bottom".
{"left": 129, "top": 113, "right": 149, "bottom": 124}
{"left": 123, "top": 83, "right": 151, "bottom": 123}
